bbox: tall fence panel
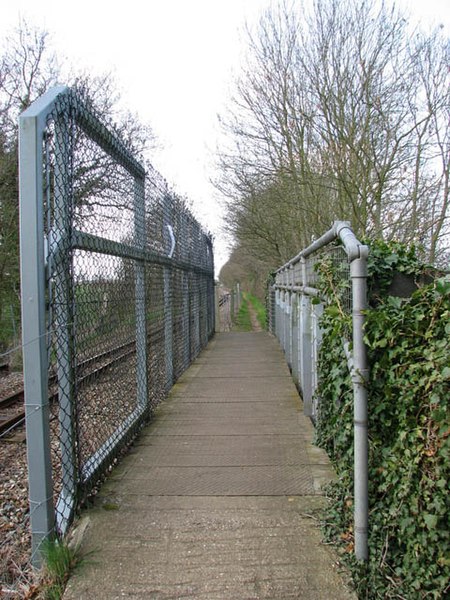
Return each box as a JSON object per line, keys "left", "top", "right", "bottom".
{"left": 269, "top": 222, "right": 369, "bottom": 561}
{"left": 19, "top": 87, "right": 215, "bottom": 562}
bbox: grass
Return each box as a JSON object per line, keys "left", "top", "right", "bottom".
{"left": 246, "top": 294, "right": 267, "bottom": 329}
{"left": 38, "top": 538, "right": 81, "bottom": 600}
{"left": 232, "top": 292, "right": 267, "bottom": 331}
{"left": 232, "top": 297, "right": 253, "bottom": 331}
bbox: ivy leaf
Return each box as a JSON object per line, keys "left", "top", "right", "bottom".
{"left": 435, "top": 277, "right": 450, "bottom": 296}
{"left": 326, "top": 305, "right": 340, "bottom": 317}
{"left": 423, "top": 514, "right": 438, "bottom": 530}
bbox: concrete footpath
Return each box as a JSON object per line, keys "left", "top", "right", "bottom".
{"left": 64, "top": 332, "right": 356, "bottom": 599}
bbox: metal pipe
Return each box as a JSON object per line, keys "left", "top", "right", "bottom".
{"left": 19, "top": 89, "right": 60, "bottom": 566}
{"left": 334, "top": 221, "right": 363, "bottom": 261}
{"left": 272, "top": 220, "right": 370, "bottom": 562}
{"left": 275, "top": 221, "right": 365, "bottom": 277}
{"left": 276, "top": 227, "right": 337, "bottom": 272}
{"left": 272, "top": 284, "right": 320, "bottom": 297}
{"left": 350, "top": 254, "right": 369, "bottom": 561}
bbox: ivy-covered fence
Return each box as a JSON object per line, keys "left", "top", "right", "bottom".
{"left": 315, "top": 241, "right": 449, "bottom": 599}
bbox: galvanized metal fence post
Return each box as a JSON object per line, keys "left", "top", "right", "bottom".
{"left": 291, "top": 292, "right": 299, "bottom": 386}
{"left": 163, "top": 194, "right": 174, "bottom": 390}
{"left": 193, "top": 225, "right": 201, "bottom": 355}
{"left": 134, "top": 176, "right": 148, "bottom": 411}
{"left": 299, "top": 293, "right": 313, "bottom": 416}
{"left": 311, "top": 301, "right": 324, "bottom": 420}
{"left": 275, "top": 289, "right": 281, "bottom": 346}
{"left": 215, "top": 282, "right": 220, "bottom": 333}
{"left": 285, "top": 290, "right": 292, "bottom": 367}
{"left": 350, "top": 253, "right": 369, "bottom": 561}
{"left": 207, "top": 237, "right": 215, "bottom": 337}
{"left": 19, "top": 88, "right": 68, "bottom": 565}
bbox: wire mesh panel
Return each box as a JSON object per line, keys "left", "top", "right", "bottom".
{"left": 270, "top": 230, "right": 356, "bottom": 419}
{"left": 19, "top": 87, "right": 215, "bottom": 559}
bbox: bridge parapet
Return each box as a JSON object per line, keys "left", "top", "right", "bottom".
{"left": 269, "top": 222, "right": 369, "bottom": 561}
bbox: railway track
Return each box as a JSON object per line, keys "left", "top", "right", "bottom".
{"left": 0, "top": 340, "right": 138, "bottom": 438}
{"left": 0, "top": 389, "right": 26, "bottom": 436}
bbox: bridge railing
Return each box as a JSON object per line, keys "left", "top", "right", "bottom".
{"left": 19, "top": 86, "right": 215, "bottom": 563}
{"left": 268, "top": 222, "right": 369, "bottom": 561}
{"left": 215, "top": 283, "right": 242, "bottom": 331}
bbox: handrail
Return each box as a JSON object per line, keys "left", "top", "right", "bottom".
{"left": 275, "top": 221, "right": 368, "bottom": 274}
{"left": 271, "top": 221, "right": 369, "bottom": 561}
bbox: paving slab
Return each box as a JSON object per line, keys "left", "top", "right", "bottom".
{"left": 64, "top": 332, "right": 356, "bottom": 600}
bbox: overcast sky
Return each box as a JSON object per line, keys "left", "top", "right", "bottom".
{"left": 2, "top": 0, "right": 450, "bottom": 271}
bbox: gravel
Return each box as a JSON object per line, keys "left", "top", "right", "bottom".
{"left": 0, "top": 423, "right": 32, "bottom": 597}
{"left": 0, "top": 358, "right": 153, "bottom": 598}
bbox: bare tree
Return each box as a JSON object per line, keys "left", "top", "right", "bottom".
{"left": 217, "top": 0, "right": 450, "bottom": 267}
{"left": 0, "top": 22, "right": 60, "bottom": 139}
{"left": 0, "top": 22, "right": 157, "bottom": 351}
{"left": 411, "top": 30, "right": 450, "bottom": 263}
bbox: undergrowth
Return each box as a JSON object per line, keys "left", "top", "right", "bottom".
{"left": 246, "top": 293, "right": 267, "bottom": 329}
{"left": 38, "top": 538, "right": 79, "bottom": 599}
{"left": 315, "top": 240, "right": 449, "bottom": 599}
{"left": 232, "top": 295, "right": 253, "bottom": 331}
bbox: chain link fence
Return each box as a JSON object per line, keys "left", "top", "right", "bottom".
{"left": 19, "top": 87, "right": 214, "bottom": 562}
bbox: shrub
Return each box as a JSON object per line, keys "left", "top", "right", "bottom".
{"left": 315, "top": 241, "right": 449, "bottom": 599}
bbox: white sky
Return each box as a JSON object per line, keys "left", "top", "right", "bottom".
{"left": 2, "top": 0, "right": 450, "bottom": 273}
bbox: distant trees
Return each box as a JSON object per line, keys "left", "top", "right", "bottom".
{"left": 0, "top": 23, "right": 57, "bottom": 350}
{"left": 217, "top": 0, "right": 450, "bottom": 290}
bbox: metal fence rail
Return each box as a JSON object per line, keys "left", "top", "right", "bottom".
{"left": 216, "top": 283, "right": 241, "bottom": 332}
{"left": 269, "top": 221, "right": 369, "bottom": 561}
{"left": 19, "top": 86, "right": 215, "bottom": 563}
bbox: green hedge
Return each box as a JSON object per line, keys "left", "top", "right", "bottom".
{"left": 315, "top": 241, "right": 449, "bottom": 599}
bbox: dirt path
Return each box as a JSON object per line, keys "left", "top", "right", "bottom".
{"left": 247, "top": 300, "right": 262, "bottom": 332}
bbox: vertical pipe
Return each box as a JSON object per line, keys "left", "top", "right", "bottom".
{"left": 311, "top": 301, "right": 324, "bottom": 420}
{"left": 279, "top": 290, "right": 285, "bottom": 351}
{"left": 288, "top": 266, "right": 295, "bottom": 365}
{"left": 215, "top": 282, "right": 220, "bottom": 333}
{"left": 291, "top": 293, "right": 299, "bottom": 386}
{"left": 274, "top": 288, "right": 279, "bottom": 340}
{"left": 19, "top": 110, "right": 54, "bottom": 566}
{"left": 236, "top": 282, "right": 241, "bottom": 312}
{"left": 350, "top": 253, "right": 369, "bottom": 561}
{"left": 285, "top": 290, "right": 291, "bottom": 366}
{"left": 300, "top": 293, "right": 313, "bottom": 416}
{"left": 232, "top": 289, "right": 235, "bottom": 319}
